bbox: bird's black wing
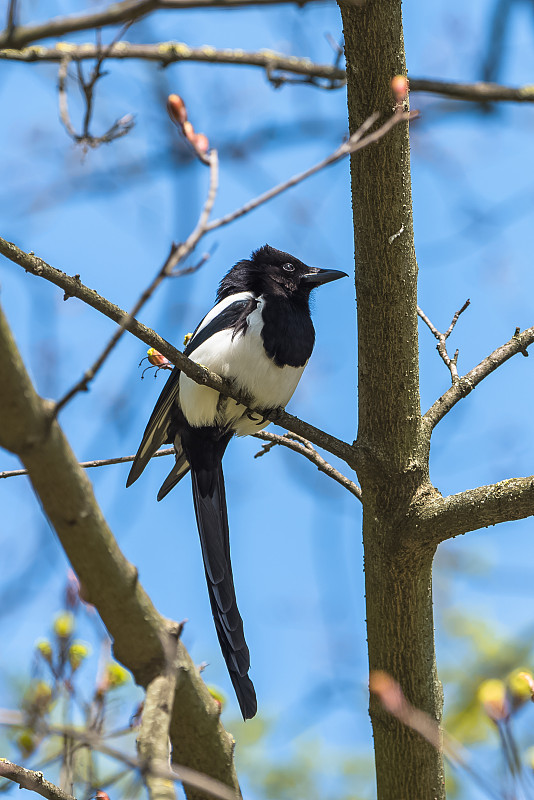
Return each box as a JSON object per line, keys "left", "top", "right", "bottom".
{"left": 190, "top": 459, "right": 257, "bottom": 720}
{"left": 183, "top": 296, "right": 257, "bottom": 357}
{"left": 126, "top": 368, "right": 181, "bottom": 487}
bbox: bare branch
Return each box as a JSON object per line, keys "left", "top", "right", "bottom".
{"left": 409, "top": 77, "right": 534, "bottom": 104}
{"left": 0, "top": 0, "right": 334, "bottom": 49}
{"left": 424, "top": 325, "right": 534, "bottom": 429}
{"left": 415, "top": 475, "right": 534, "bottom": 545}
{"left": 0, "top": 235, "right": 355, "bottom": 464}
{"left": 137, "top": 630, "right": 181, "bottom": 800}
{"left": 205, "top": 110, "right": 416, "bottom": 233}
{"left": 138, "top": 675, "right": 178, "bottom": 800}
{"left": 444, "top": 299, "right": 470, "bottom": 339}
{"left": 0, "top": 302, "right": 241, "bottom": 799}
{"left": 0, "top": 760, "right": 76, "bottom": 800}
{"left": 417, "top": 300, "right": 470, "bottom": 383}
{"left": 4, "top": 39, "right": 534, "bottom": 104}
{"left": 58, "top": 52, "right": 135, "bottom": 147}
{"left": 57, "top": 58, "right": 78, "bottom": 139}
{"left": 0, "top": 447, "right": 176, "bottom": 479}
{"left": 1, "top": 430, "right": 362, "bottom": 501}
{"left": 254, "top": 431, "right": 362, "bottom": 500}
{"left": 53, "top": 148, "right": 218, "bottom": 412}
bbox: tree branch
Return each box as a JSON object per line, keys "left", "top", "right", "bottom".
{"left": 254, "top": 431, "right": 362, "bottom": 500}
{"left": 409, "top": 76, "right": 534, "bottom": 104}
{"left": 53, "top": 148, "right": 218, "bottom": 412}
{"left": 417, "top": 300, "right": 470, "bottom": 384}
{"left": 424, "top": 325, "right": 534, "bottom": 429}
{"left": 0, "top": 302, "right": 240, "bottom": 800}
{"left": 1, "top": 432, "right": 362, "bottom": 499}
{"left": 138, "top": 668, "right": 179, "bottom": 800}
{"left": 1, "top": 41, "right": 347, "bottom": 85}
{"left": 3, "top": 40, "right": 534, "bottom": 104}
{"left": 0, "top": 0, "right": 332, "bottom": 49}
{"left": 0, "top": 760, "right": 76, "bottom": 800}
{"left": 0, "top": 235, "right": 354, "bottom": 463}
{"left": 414, "top": 475, "right": 534, "bottom": 545}
{"left": 56, "top": 27, "right": 136, "bottom": 149}
{"left": 0, "top": 447, "right": 176, "bottom": 478}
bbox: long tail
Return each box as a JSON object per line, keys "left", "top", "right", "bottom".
{"left": 191, "top": 463, "right": 257, "bottom": 720}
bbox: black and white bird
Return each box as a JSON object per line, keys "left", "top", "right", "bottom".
{"left": 126, "top": 244, "right": 347, "bottom": 719}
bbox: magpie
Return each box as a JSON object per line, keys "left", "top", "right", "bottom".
{"left": 126, "top": 244, "right": 347, "bottom": 719}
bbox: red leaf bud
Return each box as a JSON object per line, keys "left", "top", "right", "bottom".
{"left": 167, "top": 94, "right": 187, "bottom": 125}
{"left": 391, "top": 74, "right": 409, "bottom": 102}
{"left": 194, "top": 133, "right": 209, "bottom": 153}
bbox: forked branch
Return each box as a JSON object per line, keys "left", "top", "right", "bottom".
{"left": 424, "top": 325, "right": 534, "bottom": 429}
{"left": 417, "top": 299, "right": 470, "bottom": 383}
{"left": 254, "top": 431, "right": 362, "bottom": 499}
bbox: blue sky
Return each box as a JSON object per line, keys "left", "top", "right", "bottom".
{"left": 1, "top": 0, "right": 534, "bottom": 797}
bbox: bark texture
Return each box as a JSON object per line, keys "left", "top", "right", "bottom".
{"left": 339, "top": 1, "right": 445, "bottom": 797}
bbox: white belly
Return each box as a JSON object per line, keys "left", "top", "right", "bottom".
{"left": 179, "top": 300, "right": 305, "bottom": 433}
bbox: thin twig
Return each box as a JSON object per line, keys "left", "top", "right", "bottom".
{"left": 424, "top": 325, "right": 534, "bottom": 429}
{"left": 1, "top": 432, "right": 363, "bottom": 500}
{"left": 53, "top": 148, "right": 219, "bottom": 413}
{"left": 0, "top": 448, "right": 176, "bottom": 478}
{"left": 57, "top": 58, "right": 78, "bottom": 139}
{"left": 57, "top": 26, "right": 135, "bottom": 148}
{"left": 205, "top": 109, "right": 416, "bottom": 233}
{"left": 444, "top": 299, "right": 470, "bottom": 338}
{"left": 417, "top": 300, "right": 470, "bottom": 383}
{"left": 58, "top": 725, "right": 236, "bottom": 800}
{"left": 253, "top": 431, "right": 362, "bottom": 500}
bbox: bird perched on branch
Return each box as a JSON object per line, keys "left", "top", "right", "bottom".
{"left": 126, "top": 244, "right": 347, "bottom": 719}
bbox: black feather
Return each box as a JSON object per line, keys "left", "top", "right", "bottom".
{"left": 187, "top": 433, "right": 257, "bottom": 720}
{"left": 184, "top": 297, "right": 258, "bottom": 356}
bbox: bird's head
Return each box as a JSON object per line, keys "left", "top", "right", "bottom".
{"left": 217, "top": 244, "right": 348, "bottom": 301}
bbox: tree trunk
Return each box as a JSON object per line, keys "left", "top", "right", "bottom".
{"left": 339, "top": 0, "right": 446, "bottom": 796}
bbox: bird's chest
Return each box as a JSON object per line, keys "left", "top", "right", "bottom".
{"left": 178, "top": 296, "right": 311, "bottom": 430}
{"left": 219, "top": 299, "right": 308, "bottom": 409}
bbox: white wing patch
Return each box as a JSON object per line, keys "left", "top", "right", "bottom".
{"left": 179, "top": 296, "right": 305, "bottom": 432}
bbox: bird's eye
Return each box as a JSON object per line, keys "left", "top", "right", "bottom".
{"left": 282, "top": 263, "right": 295, "bottom": 272}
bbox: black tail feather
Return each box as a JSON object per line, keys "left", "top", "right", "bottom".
{"left": 191, "top": 464, "right": 257, "bottom": 720}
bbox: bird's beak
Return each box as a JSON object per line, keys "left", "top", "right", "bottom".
{"left": 301, "top": 267, "right": 348, "bottom": 286}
